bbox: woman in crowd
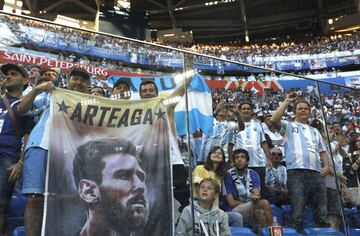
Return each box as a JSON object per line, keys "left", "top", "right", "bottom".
{"left": 192, "top": 146, "right": 243, "bottom": 227}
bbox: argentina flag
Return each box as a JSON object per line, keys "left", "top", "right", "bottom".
{"left": 174, "top": 74, "right": 214, "bottom": 137}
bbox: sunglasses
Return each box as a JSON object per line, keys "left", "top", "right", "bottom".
{"left": 272, "top": 153, "right": 282, "bottom": 157}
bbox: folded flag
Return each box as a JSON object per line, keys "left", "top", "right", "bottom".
{"left": 174, "top": 74, "right": 214, "bottom": 137}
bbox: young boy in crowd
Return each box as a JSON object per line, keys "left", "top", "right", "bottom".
{"left": 176, "top": 178, "right": 231, "bottom": 236}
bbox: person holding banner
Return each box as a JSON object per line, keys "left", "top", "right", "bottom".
{"left": 0, "top": 63, "right": 32, "bottom": 235}
{"left": 73, "top": 138, "right": 148, "bottom": 236}
{"left": 111, "top": 77, "right": 132, "bottom": 100}
{"left": 139, "top": 78, "right": 192, "bottom": 212}
{"left": 18, "top": 67, "right": 90, "bottom": 236}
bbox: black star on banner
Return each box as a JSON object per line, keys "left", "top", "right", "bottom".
{"left": 155, "top": 108, "right": 166, "bottom": 119}
{"left": 57, "top": 100, "right": 71, "bottom": 114}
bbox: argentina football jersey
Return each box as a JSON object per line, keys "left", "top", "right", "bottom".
{"left": 200, "top": 119, "right": 233, "bottom": 162}
{"left": 25, "top": 93, "right": 51, "bottom": 151}
{"left": 280, "top": 120, "right": 326, "bottom": 172}
{"left": 229, "top": 120, "right": 267, "bottom": 167}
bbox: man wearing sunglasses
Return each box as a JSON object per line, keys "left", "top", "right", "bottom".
{"left": 264, "top": 147, "right": 288, "bottom": 207}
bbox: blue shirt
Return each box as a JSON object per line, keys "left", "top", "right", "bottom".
{"left": 0, "top": 94, "right": 33, "bottom": 159}
{"left": 265, "top": 165, "right": 287, "bottom": 188}
{"left": 222, "top": 168, "right": 260, "bottom": 211}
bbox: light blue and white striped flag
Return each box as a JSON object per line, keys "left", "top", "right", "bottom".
{"left": 174, "top": 74, "right": 214, "bottom": 137}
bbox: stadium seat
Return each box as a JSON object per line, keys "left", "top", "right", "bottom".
{"left": 303, "top": 227, "right": 345, "bottom": 236}
{"left": 12, "top": 226, "right": 25, "bottom": 236}
{"left": 8, "top": 192, "right": 27, "bottom": 217}
{"left": 281, "top": 205, "right": 292, "bottom": 226}
{"left": 303, "top": 207, "right": 314, "bottom": 228}
{"left": 5, "top": 191, "right": 27, "bottom": 233}
{"left": 281, "top": 205, "right": 315, "bottom": 227}
{"left": 344, "top": 208, "right": 358, "bottom": 228}
{"left": 271, "top": 204, "right": 284, "bottom": 225}
{"left": 230, "top": 227, "right": 257, "bottom": 236}
{"left": 261, "top": 227, "right": 302, "bottom": 236}
{"left": 348, "top": 228, "right": 360, "bottom": 236}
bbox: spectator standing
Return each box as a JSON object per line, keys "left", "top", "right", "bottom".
{"left": 270, "top": 94, "right": 330, "bottom": 232}
{"left": 228, "top": 101, "right": 271, "bottom": 197}
{"left": 19, "top": 67, "right": 90, "bottom": 236}
{"left": 0, "top": 64, "right": 32, "bottom": 235}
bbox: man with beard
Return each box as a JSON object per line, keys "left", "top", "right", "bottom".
{"left": 0, "top": 64, "right": 33, "bottom": 235}
{"left": 73, "top": 138, "right": 148, "bottom": 236}
{"left": 18, "top": 67, "right": 90, "bottom": 236}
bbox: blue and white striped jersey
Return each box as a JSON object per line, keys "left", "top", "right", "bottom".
{"left": 200, "top": 120, "right": 235, "bottom": 162}
{"left": 228, "top": 120, "right": 267, "bottom": 167}
{"left": 25, "top": 93, "right": 51, "bottom": 151}
{"left": 280, "top": 120, "right": 326, "bottom": 172}
{"left": 329, "top": 141, "right": 343, "bottom": 174}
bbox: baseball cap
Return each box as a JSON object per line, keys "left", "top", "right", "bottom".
{"left": 68, "top": 67, "right": 90, "bottom": 80}
{"left": 39, "top": 67, "right": 61, "bottom": 76}
{"left": 113, "top": 77, "right": 132, "bottom": 88}
{"left": 1, "top": 63, "right": 29, "bottom": 79}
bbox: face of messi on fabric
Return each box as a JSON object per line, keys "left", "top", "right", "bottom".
{"left": 97, "top": 153, "right": 149, "bottom": 232}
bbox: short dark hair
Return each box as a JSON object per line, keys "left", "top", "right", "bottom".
{"left": 73, "top": 138, "right": 138, "bottom": 189}
{"left": 239, "top": 101, "right": 253, "bottom": 110}
{"left": 294, "top": 100, "right": 311, "bottom": 111}
{"left": 204, "top": 146, "right": 228, "bottom": 177}
{"left": 199, "top": 178, "right": 221, "bottom": 194}
{"left": 139, "top": 80, "right": 158, "bottom": 97}
{"left": 232, "top": 148, "right": 250, "bottom": 163}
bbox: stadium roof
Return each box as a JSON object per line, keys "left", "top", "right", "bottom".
{"left": 132, "top": 0, "right": 358, "bottom": 42}
{"left": 19, "top": 0, "right": 359, "bottom": 42}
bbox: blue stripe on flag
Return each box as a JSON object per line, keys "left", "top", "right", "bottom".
{"left": 188, "top": 74, "right": 211, "bottom": 93}
{"left": 174, "top": 74, "right": 214, "bottom": 136}
{"left": 174, "top": 109, "right": 214, "bottom": 137}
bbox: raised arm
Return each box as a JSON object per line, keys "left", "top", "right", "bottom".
{"left": 17, "top": 81, "right": 55, "bottom": 113}
{"left": 270, "top": 92, "right": 296, "bottom": 130}
{"left": 168, "top": 74, "right": 193, "bottom": 99}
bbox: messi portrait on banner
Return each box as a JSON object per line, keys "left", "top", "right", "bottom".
{"left": 43, "top": 89, "right": 173, "bottom": 236}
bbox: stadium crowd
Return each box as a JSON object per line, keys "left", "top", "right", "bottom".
{"left": 0, "top": 59, "right": 359, "bottom": 236}
{"left": 0, "top": 11, "right": 360, "bottom": 236}
{"left": 163, "top": 34, "right": 360, "bottom": 62}
{"left": 1, "top": 14, "right": 360, "bottom": 67}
